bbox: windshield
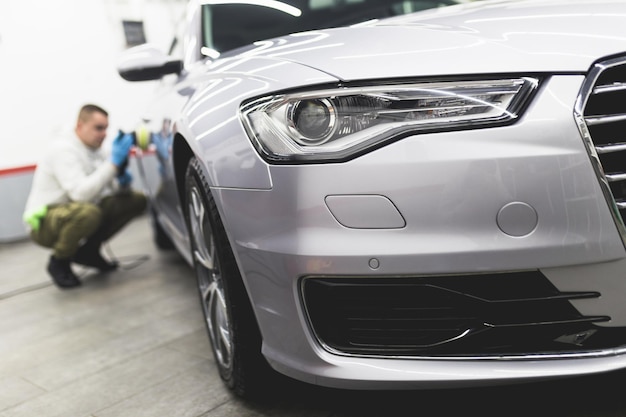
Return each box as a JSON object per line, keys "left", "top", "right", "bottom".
{"left": 201, "top": 0, "right": 467, "bottom": 56}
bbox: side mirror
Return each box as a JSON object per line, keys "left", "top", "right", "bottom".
{"left": 117, "top": 44, "right": 182, "bottom": 82}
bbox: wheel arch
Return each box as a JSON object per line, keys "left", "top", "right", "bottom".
{"left": 172, "top": 132, "right": 195, "bottom": 210}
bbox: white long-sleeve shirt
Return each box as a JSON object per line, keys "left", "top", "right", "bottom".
{"left": 24, "top": 136, "right": 118, "bottom": 215}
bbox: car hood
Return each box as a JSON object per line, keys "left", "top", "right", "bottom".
{"left": 230, "top": 0, "right": 626, "bottom": 81}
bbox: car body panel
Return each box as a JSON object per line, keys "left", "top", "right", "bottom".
{"left": 119, "top": 0, "right": 626, "bottom": 391}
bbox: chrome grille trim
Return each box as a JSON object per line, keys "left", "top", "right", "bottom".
{"left": 596, "top": 143, "right": 626, "bottom": 154}
{"left": 574, "top": 55, "right": 626, "bottom": 246}
{"left": 585, "top": 113, "right": 626, "bottom": 126}
{"left": 593, "top": 83, "right": 626, "bottom": 94}
{"left": 606, "top": 173, "right": 626, "bottom": 182}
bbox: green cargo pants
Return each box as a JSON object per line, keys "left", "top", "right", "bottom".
{"left": 30, "top": 191, "right": 147, "bottom": 259}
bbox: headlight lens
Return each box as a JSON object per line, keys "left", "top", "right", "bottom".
{"left": 241, "top": 78, "right": 538, "bottom": 163}
{"left": 287, "top": 98, "right": 337, "bottom": 145}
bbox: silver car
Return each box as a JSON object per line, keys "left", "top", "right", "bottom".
{"left": 118, "top": 0, "right": 626, "bottom": 399}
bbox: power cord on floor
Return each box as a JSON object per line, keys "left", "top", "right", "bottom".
{"left": 1, "top": 245, "right": 153, "bottom": 298}
{"left": 0, "top": 281, "right": 53, "bottom": 300}
{"left": 102, "top": 242, "right": 151, "bottom": 270}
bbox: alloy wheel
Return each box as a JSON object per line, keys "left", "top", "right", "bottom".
{"left": 188, "top": 185, "right": 233, "bottom": 371}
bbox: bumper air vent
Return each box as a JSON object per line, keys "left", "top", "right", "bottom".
{"left": 300, "top": 272, "right": 626, "bottom": 357}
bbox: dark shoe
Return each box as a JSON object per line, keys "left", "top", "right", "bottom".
{"left": 73, "top": 243, "right": 118, "bottom": 272}
{"left": 47, "top": 256, "right": 81, "bottom": 288}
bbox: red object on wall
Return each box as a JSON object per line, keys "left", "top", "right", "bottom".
{"left": 0, "top": 165, "right": 37, "bottom": 177}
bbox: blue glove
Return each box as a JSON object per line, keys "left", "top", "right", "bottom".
{"left": 118, "top": 170, "right": 133, "bottom": 188}
{"left": 111, "top": 130, "right": 134, "bottom": 167}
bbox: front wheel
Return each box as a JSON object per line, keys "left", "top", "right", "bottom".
{"left": 184, "top": 157, "right": 274, "bottom": 399}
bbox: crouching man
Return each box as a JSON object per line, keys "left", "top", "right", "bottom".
{"left": 23, "top": 104, "right": 147, "bottom": 289}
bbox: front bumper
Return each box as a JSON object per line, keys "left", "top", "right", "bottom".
{"left": 214, "top": 74, "right": 626, "bottom": 388}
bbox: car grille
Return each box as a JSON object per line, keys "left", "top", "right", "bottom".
{"left": 301, "top": 272, "right": 626, "bottom": 357}
{"left": 578, "top": 55, "right": 626, "bottom": 239}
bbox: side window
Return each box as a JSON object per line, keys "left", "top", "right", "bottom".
{"left": 199, "top": 0, "right": 466, "bottom": 57}
{"left": 201, "top": 4, "right": 301, "bottom": 57}
{"left": 390, "top": 0, "right": 462, "bottom": 13}
{"left": 309, "top": 0, "right": 366, "bottom": 8}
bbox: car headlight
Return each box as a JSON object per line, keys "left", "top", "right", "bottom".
{"left": 241, "top": 77, "right": 538, "bottom": 163}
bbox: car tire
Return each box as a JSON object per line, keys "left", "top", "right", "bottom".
{"left": 184, "top": 156, "right": 275, "bottom": 399}
{"left": 150, "top": 206, "right": 175, "bottom": 250}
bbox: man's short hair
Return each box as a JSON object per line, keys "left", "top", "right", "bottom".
{"left": 78, "top": 104, "right": 108, "bottom": 123}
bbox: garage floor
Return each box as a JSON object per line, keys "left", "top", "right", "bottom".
{"left": 2, "top": 214, "right": 626, "bottom": 417}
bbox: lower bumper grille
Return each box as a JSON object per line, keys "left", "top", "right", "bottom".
{"left": 301, "top": 271, "right": 626, "bottom": 357}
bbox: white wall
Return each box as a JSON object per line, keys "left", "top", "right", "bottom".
{"left": 0, "top": 0, "right": 187, "bottom": 169}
